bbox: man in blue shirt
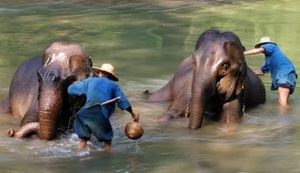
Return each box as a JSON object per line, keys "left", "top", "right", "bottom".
{"left": 68, "top": 63, "right": 139, "bottom": 151}
{"left": 244, "top": 37, "right": 297, "bottom": 107}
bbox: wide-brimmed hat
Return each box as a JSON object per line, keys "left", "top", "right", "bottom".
{"left": 254, "top": 36, "right": 276, "bottom": 48}
{"left": 93, "top": 63, "right": 118, "bottom": 81}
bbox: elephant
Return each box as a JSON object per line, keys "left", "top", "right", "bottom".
{"left": 0, "top": 42, "right": 92, "bottom": 140}
{"left": 148, "top": 30, "right": 266, "bottom": 129}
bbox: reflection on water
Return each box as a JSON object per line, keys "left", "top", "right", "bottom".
{"left": 1, "top": 0, "right": 300, "bottom": 173}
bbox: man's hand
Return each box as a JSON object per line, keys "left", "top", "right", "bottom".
{"left": 132, "top": 112, "right": 139, "bottom": 122}
{"left": 254, "top": 69, "right": 264, "bottom": 76}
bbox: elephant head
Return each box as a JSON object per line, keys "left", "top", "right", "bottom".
{"left": 188, "top": 30, "right": 247, "bottom": 129}
{"left": 37, "top": 42, "right": 92, "bottom": 139}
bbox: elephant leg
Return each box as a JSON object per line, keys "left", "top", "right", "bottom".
{"left": 158, "top": 94, "right": 191, "bottom": 122}
{"left": 219, "top": 99, "right": 243, "bottom": 131}
{"left": 20, "top": 106, "right": 39, "bottom": 126}
{"left": 159, "top": 109, "right": 182, "bottom": 122}
{"left": 7, "top": 122, "right": 40, "bottom": 138}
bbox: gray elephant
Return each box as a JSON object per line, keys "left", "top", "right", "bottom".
{"left": 148, "top": 30, "right": 266, "bottom": 129}
{"left": 0, "top": 42, "right": 92, "bottom": 140}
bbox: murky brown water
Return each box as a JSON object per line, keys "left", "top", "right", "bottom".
{"left": 1, "top": 0, "right": 300, "bottom": 172}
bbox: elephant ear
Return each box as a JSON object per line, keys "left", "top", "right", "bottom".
{"left": 217, "top": 41, "right": 246, "bottom": 100}
{"left": 217, "top": 73, "right": 237, "bottom": 100}
{"left": 68, "top": 55, "right": 92, "bottom": 80}
{"left": 223, "top": 42, "right": 247, "bottom": 96}
{"left": 223, "top": 41, "right": 244, "bottom": 66}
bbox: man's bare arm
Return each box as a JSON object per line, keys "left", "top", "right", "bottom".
{"left": 244, "top": 47, "right": 264, "bottom": 56}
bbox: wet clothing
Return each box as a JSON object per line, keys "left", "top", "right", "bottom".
{"left": 260, "top": 43, "right": 297, "bottom": 93}
{"left": 74, "top": 105, "right": 113, "bottom": 142}
{"left": 68, "top": 76, "right": 131, "bottom": 142}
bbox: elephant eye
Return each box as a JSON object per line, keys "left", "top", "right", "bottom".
{"left": 45, "top": 72, "right": 61, "bottom": 83}
{"left": 217, "top": 62, "right": 231, "bottom": 77}
{"left": 222, "top": 63, "right": 230, "bottom": 72}
{"left": 51, "top": 73, "right": 61, "bottom": 83}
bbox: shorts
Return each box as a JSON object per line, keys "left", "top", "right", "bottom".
{"left": 272, "top": 72, "right": 297, "bottom": 94}
{"left": 73, "top": 105, "right": 113, "bottom": 142}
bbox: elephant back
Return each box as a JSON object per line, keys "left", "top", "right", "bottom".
{"left": 245, "top": 67, "right": 266, "bottom": 108}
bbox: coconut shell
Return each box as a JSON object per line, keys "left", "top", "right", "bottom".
{"left": 125, "top": 121, "right": 144, "bottom": 140}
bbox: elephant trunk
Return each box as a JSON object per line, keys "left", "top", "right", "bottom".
{"left": 188, "top": 55, "right": 215, "bottom": 129}
{"left": 38, "top": 88, "right": 63, "bottom": 140}
{"left": 188, "top": 88, "right": 206, "bottom": 129}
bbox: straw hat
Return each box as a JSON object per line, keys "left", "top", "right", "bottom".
{"left": 254, "top": 36, "right": 276, "bottom": 48}
{"left": 93, "top": 63, "right": 118, "bottom": 81}
{"left": 125, "top": 121, "right": 144, "bottom": 140}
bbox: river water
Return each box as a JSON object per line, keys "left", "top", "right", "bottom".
{"left": 0, "top": 0, "right": 300, "bottom": 173}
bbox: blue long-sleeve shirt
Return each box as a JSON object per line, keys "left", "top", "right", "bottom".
{"left": 261, "top": 43, "right": 297, "bottom": 88}
{"left": 67, "top": 76, "right": 131, "bottom": 118}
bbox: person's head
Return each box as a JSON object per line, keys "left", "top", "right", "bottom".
{"left": 92, "top": 63, "right": 119, "bottom": 81}
{"left": 254, "top": 36, "right": 277, "bottom": 48}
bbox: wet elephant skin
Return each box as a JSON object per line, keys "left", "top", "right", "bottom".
{"left": 149, "top": 30, "right": 266, "bottom": 129}
{"left": 0, "top": 42, "right": 92, "bottom": 140}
